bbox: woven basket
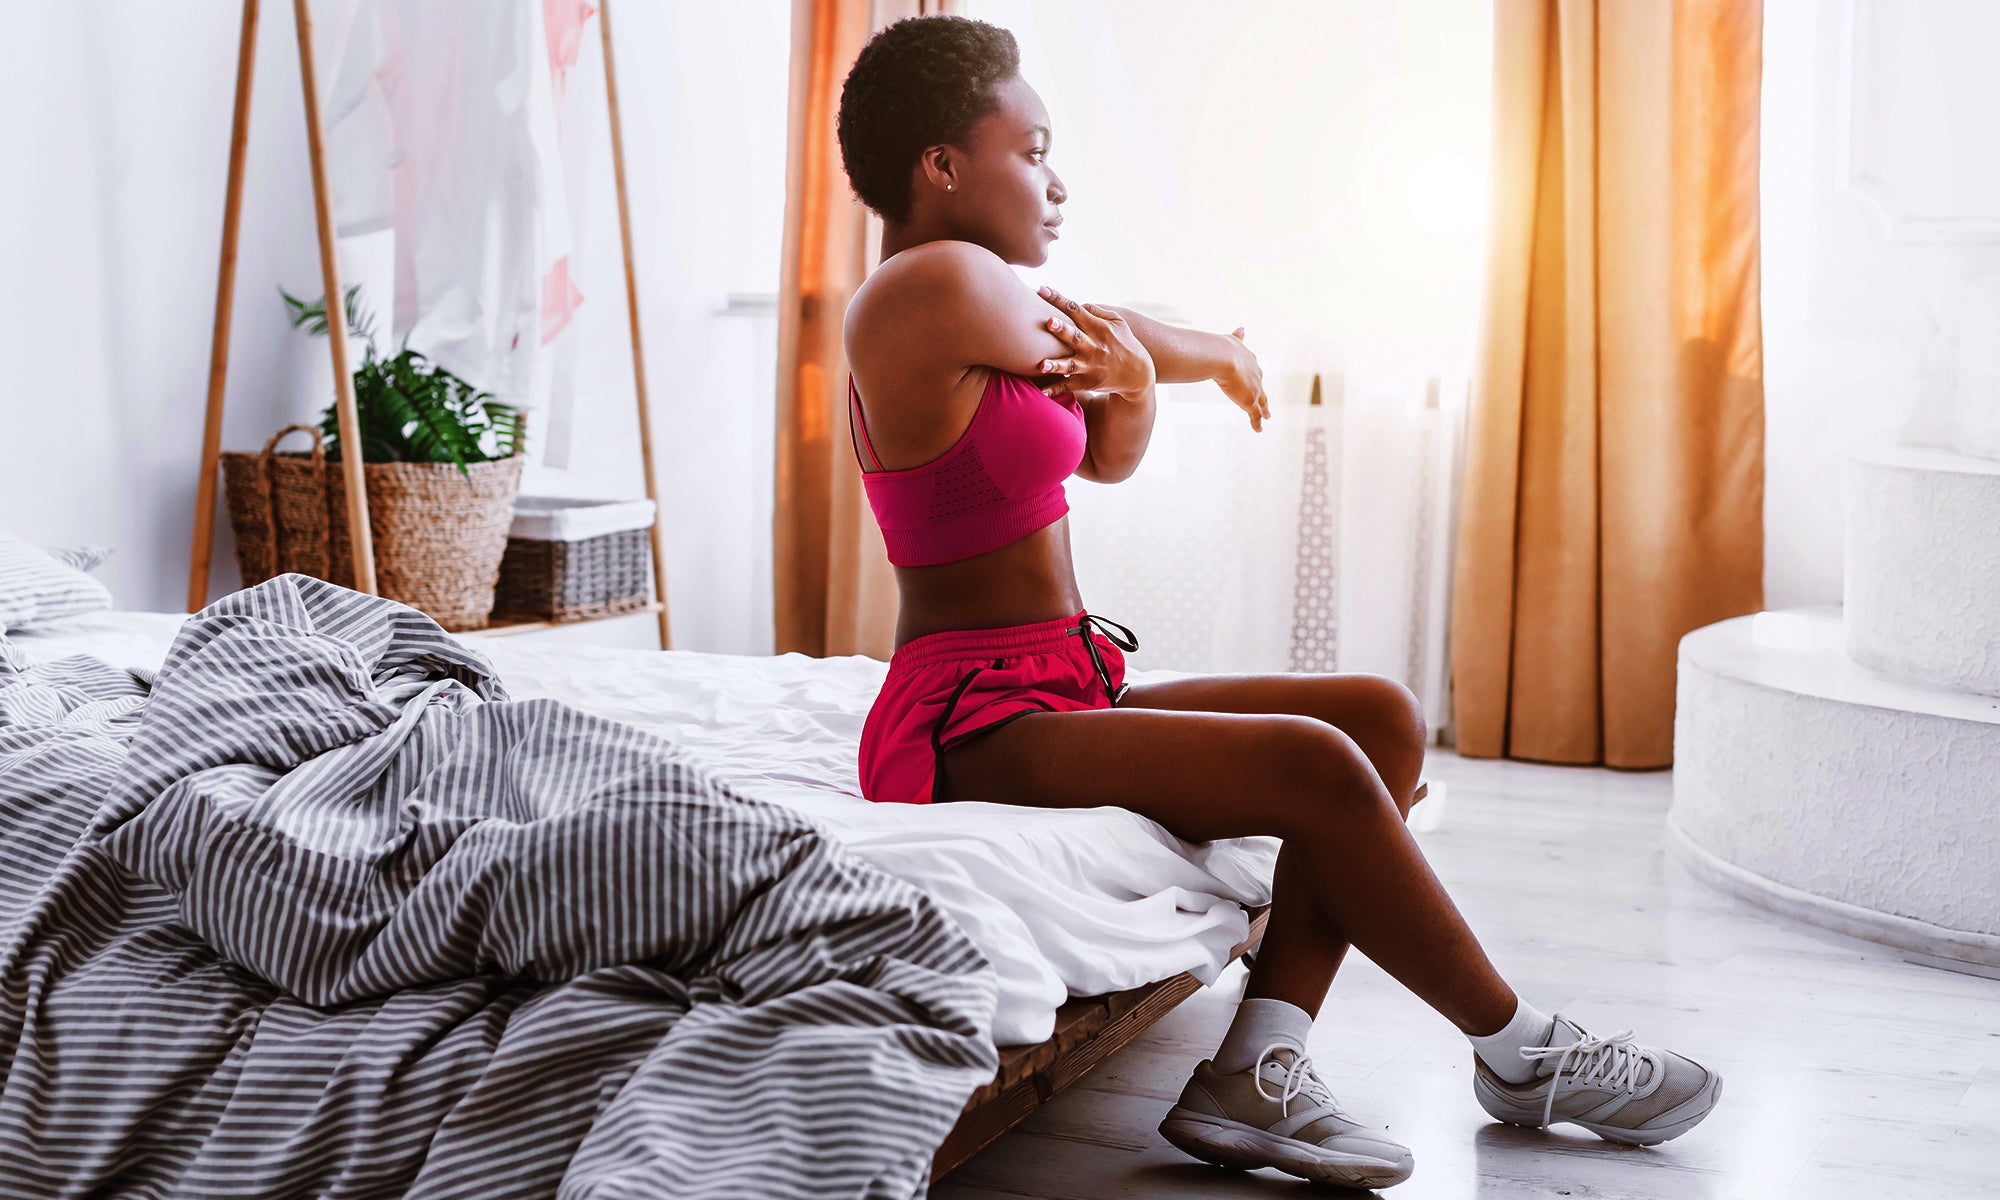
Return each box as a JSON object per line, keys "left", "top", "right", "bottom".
{"left": 220, "top": 423, "right": 525, "bottom": 631}
{"left": 493, "top": 527, "right": 654, "bottom": 624}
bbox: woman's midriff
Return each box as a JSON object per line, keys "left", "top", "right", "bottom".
{"left": 891, "top": 519, "right": 1084, "bottom": 650}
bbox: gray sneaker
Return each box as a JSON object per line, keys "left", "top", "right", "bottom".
{"left": 1472, "top": 1013, "right": 1723, "bottom": 1145}
{"left": 1157, "top": 1043, "right": 1415, "bottom": 1189}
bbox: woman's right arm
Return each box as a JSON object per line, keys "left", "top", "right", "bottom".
{"left": 870, "top": 240, "right": 1071, "bottom": 383}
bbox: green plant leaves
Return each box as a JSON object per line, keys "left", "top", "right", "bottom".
{"left": 281, "top": 284, "right": 379, "bottom": 359}
{"left": 485, "top": 402, "right": 525, "bottom": 460}
{"left": 286, "top": 285, "right": 523, "bottom": 477}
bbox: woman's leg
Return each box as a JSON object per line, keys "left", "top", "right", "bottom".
{"left": 937, "top": 697, "right": 1516, "bottom": 1035}
{"left": 1114, "top": 672, "right": 1430, "bottom": 1019}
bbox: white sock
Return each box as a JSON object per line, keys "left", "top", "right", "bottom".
{"left": 1467, "top": 997, "right": 1556, "bottom": 1084}
{"left": 1212, "top": 998, "right": 1314, "bottom": 1074}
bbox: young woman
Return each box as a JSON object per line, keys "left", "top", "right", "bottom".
{"left": 836, "top": 15, "right": 1721, "bottom": 1190}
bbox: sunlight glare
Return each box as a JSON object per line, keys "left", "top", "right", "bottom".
{"left": 1403, "top": 151, "right": 1484, "bottom": 237}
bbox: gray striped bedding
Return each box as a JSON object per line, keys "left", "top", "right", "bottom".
{"left": 0, "top": 574, "right": 999, "bottom": 1199}
{"left": 0, "top": 532, "right": 114, "bottom": 633}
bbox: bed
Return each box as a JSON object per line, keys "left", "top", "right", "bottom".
{"left": 5, "top": 597, "right": 1281, "bottom": 1185}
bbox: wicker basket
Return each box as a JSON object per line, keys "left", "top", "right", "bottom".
{"left": 220, "top": 423, "right": 525, "bottom": 631}
{"left": 493, "top": 497, "right": 655, "bottom": 623}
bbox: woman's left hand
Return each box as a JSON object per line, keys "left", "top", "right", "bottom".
{"left": 1219, "top": 328, "right": 1270, "bottom": 433}
{"left": 1034, "top": 287, "right": 1156, "bottom": 399}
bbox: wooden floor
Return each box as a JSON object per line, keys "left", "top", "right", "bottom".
{"left": 929, "top": 750, "right": 2000, "bottom": 1199}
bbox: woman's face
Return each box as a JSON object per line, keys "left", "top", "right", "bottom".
{"left": 931, "top": 76, "right": 1067, "bottom": 266}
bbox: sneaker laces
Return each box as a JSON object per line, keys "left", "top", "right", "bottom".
{"left": 1518, "top": 1020, "right": 1651, "bottom": 1130}
{"left": 1252, "top": 1042, "right": 1345, "bottom": 1120}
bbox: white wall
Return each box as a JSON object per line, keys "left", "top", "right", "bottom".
{"left": 1761, "top": 0, "right": 2000, "bottom": 608}
{"left": 0, "top": 0, "right": 793, "bottom": 654}
{"left": 1, "top": 4, "right": 329, "bottom": 616}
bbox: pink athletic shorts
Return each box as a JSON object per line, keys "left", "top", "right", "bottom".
{"left": 858, "top": 610, "right": 1139, "bottom": 805}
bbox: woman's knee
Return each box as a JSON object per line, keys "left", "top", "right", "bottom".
{"left": 1253, "top": 715, "right": 1404, "bottom": 837}
{"left": 1342, "top": 675, "right": 1428, "bottom": 815}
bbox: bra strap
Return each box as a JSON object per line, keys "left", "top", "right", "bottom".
{"left": 848, "top": 377, "right": 886, "bottom": 472}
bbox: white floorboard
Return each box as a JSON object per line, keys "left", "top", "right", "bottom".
{"left": 930, "top": 750, "right": 2000, "bottom": 1199}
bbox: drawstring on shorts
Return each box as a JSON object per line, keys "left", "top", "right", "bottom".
{"left": 1066, "top": 612, "right": 1138, "bottom": 705}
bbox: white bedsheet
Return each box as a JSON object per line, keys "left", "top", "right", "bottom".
{"left": 12, "top": 611, "right": 1279, "bottom": 1046}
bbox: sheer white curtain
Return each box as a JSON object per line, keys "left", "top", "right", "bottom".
{"left": 1066, "top": 371, "right": 1467, "bottom": 729}
{"left": 969, "top": 0, "right": 1490, "bottom": 732}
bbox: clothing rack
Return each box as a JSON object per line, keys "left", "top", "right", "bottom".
{"left": 186, "top": 0, "right": 674, "bottom": 648}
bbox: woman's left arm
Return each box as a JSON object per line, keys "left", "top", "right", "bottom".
{"left": 1037, "top": 286, "right": 1270, "bottom": 433}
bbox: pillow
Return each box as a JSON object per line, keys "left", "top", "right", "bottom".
{"left": 52, "top": 544, "right": 114, "bottom": 573}
{"left": 0, "top": 532, "right": 114, "bottom": 632}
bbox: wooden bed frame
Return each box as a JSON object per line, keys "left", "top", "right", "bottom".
{"left": 931, "top": 902, "right": 1271, "bottom": 1179}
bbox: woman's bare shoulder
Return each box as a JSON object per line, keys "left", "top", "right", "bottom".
{"left": 851, "top": 241, "right": 1004, "bottom": 318}
{"left": 845, "top": 240, "right": 1047, "bottom": 378}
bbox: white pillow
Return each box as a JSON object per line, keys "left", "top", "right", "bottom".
{"left": 0, "top": 533, "right": 115, "bottom": 632}
{"left": 52, "top": 544, "right": 114, "bottom": 573}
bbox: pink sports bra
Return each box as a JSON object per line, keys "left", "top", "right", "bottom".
{"left": 849, "top": 368, "right": 1089, "bottom": 567}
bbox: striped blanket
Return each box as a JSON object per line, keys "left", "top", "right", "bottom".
{"left": 0, "top": 576, "right": 998, "bottom": 1199}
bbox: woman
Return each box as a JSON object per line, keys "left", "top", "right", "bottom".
{"left": 837, "top": 15, "right": 1720, "bottom": 1190}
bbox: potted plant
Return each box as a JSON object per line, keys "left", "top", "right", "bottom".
{"left": 219, "top": 286, "right": 528, "bottom": 631}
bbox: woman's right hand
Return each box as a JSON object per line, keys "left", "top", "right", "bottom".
{"left": 1033, "top": 286, "right": 1157, "bottom": 399}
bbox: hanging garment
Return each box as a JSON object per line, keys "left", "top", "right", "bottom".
{"left": 323, "top": 0, "right": 591, "bottom": 456}
{"left": 537, "top": 0, "right": 597, "bottom": 467}
{"left": 540, "top": 0, "right": 593, "bottom": 343}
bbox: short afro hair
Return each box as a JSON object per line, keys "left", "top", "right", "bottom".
{"left": 837, "top": 15, "right": 1021, "bottom": 224}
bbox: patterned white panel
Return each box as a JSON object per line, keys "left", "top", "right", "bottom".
{"left": 1066, "top": 388, "right": 1307, "bottom": 675}
{"left": 1288, "top": 406, "right": 1342, "bottom": 673}
{"left": 1065, "top": 373, "right": 1464, "bottom": 736}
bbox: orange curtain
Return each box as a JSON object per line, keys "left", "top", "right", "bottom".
{"left": 1450, "top": 0, "right": 1765, "bottom": 768}
{"left": 774, "top": 0, "right": 957, "bottom": 659}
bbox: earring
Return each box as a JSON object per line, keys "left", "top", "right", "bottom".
{"left": 946, "top": 183, "right": 954, "bottom": 191}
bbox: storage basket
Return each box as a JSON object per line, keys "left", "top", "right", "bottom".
{"left": 220, "top": 423, "right": 525, "bottom": 631}
{"left": 492, "top": 496, "right": 656, "bottom": 624}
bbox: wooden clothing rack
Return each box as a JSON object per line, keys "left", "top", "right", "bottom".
{"left": 186, "top": 0, "right": 673, "bottom": 648}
